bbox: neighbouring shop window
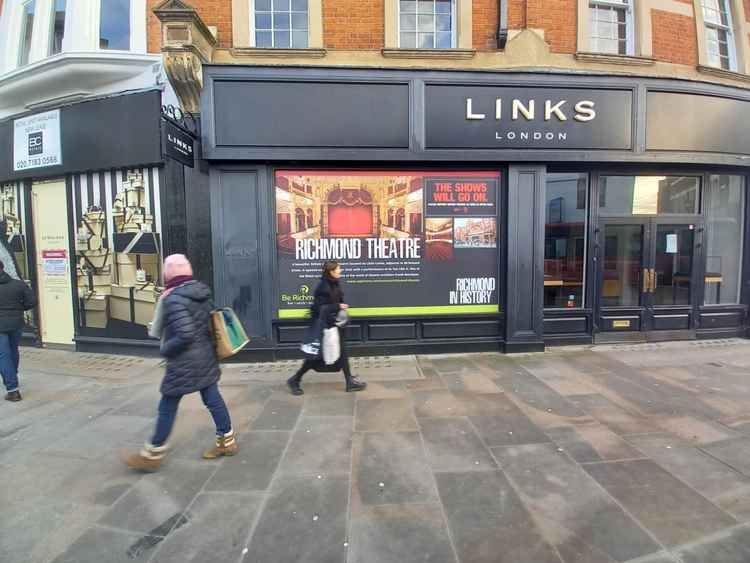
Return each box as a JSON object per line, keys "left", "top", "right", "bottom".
{"left": 100, "top": 0, "right": 131, "bottom": 50}
{"left": 598, "top": 176, "right": 699, "bottom": 215}
{"left": 274, "top": 170, "right": 499, "bottom": 318}
{"left": 74, "top": 169, "right": 163, "bottom": 339}
{"left": 50, "top": 0, "right": 66, "bottom": 55}
{"left": 704, "top": 175, "right": 744, "bottom": 305}
{"left": 545, "top": 173, "right": 588, "bottom": 309}
{"left": 399, "top": 0, "right": 454, "bottom": 49}
{"left": 589, "top": 0, "right": 633, "bottom": 55}
{"left": 18, "top": 0, "right": 36, "bottom": 66}
{"left": 0, "top": 183, "right": 33, "bottom": 329}
{"left": 254, "top": 0, "right": 309, "bottom": 48}
{"left": 701, "top": 0, "right": 737, "bottom": 71}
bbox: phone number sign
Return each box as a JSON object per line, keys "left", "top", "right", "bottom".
{"left": 14, "top": 109, "right": 62, "bottom": 171}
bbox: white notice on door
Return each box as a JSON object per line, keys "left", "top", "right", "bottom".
{"left": 666, "top": 233, "right": 677, "bottom": 254}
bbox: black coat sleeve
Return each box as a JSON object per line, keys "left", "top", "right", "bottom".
{"left": 160, "top": 298, "right": 196, "bottom": 358}
{"left": 21, "top": 282, "right": 36, "bottom": 311}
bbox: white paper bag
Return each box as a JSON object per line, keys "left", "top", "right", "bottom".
{"left": 322, "top": 327, "right": 341, "bottom": 365}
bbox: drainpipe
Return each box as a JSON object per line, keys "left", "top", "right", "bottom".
{"left": 496, "top": 0, "right": 508, "bottom": 49}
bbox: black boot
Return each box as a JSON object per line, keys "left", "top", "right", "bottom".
{"left": 287, "top": 374, "right": 304, "bottom": 396}
{"left": 345, "top": 375, "right": 367, "bottom": 393}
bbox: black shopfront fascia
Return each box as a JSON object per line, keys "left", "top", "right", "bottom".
{"left": 201, "top": 65, "right": 750, "bottom": 358}
{"left": 0, "top": 90, "right": 213, "bottom": 353}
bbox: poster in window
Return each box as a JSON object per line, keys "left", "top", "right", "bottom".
{"left": 275, "top": 170, "right": 500, "bottom": 318}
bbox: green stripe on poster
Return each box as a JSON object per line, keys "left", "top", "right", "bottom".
{"left": 277, "top": 305, "right": 499, "bottom": 319}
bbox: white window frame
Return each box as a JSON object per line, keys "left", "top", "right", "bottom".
{"left": 18, "top": 0, "right": 37, "bottom": 66}
{"left": 588, "top": 0, "right": 634, "bottom": 56}
{"left": 397, "top": 0, "right": 457, "bottom": 49}
{"left": 249, "top": 0, "right": 310, "bottom": 49}
{"left": 700, "top": 0, "right": 738, "bottom": 71}
{"left": 48, "top": 0, "right": 66, "bottom": 56}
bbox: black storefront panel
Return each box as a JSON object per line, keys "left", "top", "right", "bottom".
{"left": 646, "top": 92, "right": 750, "bottom": 155}
{"left": 0, "top": 90, "right": 163, "bottom": 182}
{"left": 210, "top": 80, "right": 410, "bottom": 150}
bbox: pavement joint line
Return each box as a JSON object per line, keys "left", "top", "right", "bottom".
{"left": 407, "top": 380, "right": 463, "bottom": 563}
{"left": 232, "top": 383, "right": 305, "bottom": 563}
{"left": 344, "top": 390, "right": 358, "bottom": 563}
{"left": 666, "top": 521, "right": 750, "bottom": 554}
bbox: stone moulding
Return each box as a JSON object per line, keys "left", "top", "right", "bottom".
{"left": 575, "top": 52, "right": 656, "bottom": 66}
{"left": 382, "top": 48, "right": 477, "bottom": 60}
{"left": 230, "top": 48, "right": 328, "bottom": 59}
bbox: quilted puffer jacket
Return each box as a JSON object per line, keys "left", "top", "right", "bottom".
{"left": 159, "top": 281, "right": 220, "bottom": 397}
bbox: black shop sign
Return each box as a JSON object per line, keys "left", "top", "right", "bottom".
{"left": 164, "top": 121, "right": 194, "bottom": 167}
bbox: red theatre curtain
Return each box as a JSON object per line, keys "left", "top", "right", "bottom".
{"left": 328, "top": 205, "right": 373, "bottom": 236}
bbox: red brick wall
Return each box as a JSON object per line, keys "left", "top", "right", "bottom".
{"left": 744, "top": 0, "right": 750, "bottom": 22}
{"left": 473, "top": 0, "right": 497, "bottom": 50}
{"left": 324, "top": 0, "right": 384, "bottom": 49}
{"left": 148, "top": 0, "right": 233, "bottom": 53}
{"left": 652, "top": 9, "right": 697, "bottom": 66}
{"left": 526, "top": 0, "right": 577, "bottom": 54}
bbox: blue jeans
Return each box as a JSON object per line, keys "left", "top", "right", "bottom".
{"left": 0, "top": 329, "right": 22, "bottom": 392}
{"left": 150, "top": 382, "right": 232, "bottom": 447}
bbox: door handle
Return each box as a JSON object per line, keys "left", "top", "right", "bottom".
{"left": 651, "top": 268, "right": 657, "bottom": 292}
{"left": 643, "top": 268, "right": 650, "bottom": 292}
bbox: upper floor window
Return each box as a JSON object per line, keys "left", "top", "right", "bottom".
{"left": 399, "top": 0, "right": 455, "bottom": 49}
{"left": 254, "top": 0, "right": 309, "bottom": 48}
{"left": 589, "top": 0, "right": 633, "bottom": 55}
{"left": 100, "top": 0, "right": 131, "bottom": 50}
{"left": 18, "top": 0, "right": 36, "bottom": 66}
{"left": 50, "top": 0, "right": 66, "bottom": 55}
{"left": 701, "top": 0, "right": 737, "bottom": 71}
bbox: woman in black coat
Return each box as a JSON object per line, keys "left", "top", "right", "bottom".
{"left": 287, "top": 261, "right": 367, "bottom": 395}
{"left": 125, "top": 254, "right": 238, "bottom": 472}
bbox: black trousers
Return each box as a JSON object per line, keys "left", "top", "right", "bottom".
{"left": 292, "top": 348, "right": 353, "bottom": 381}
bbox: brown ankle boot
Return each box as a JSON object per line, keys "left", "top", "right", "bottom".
{"left": 124, "top": 443, "right": 167, "bottom": 472}
{"left": 203, "top": 429, "right": 239, "bottom": 459}
{"left": 4, "top": 390, "right": 21, "bottom": 402}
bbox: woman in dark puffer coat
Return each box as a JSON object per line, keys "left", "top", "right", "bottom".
{"left": 125, "top": 254, "right": 237, "bottom": 472}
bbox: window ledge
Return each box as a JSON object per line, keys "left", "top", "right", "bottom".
{"left": 382, "top": 48, "right": 476, "bottom": 60}
{"left": 697, "top": 65, "right": 750, "bottom": 84}
{"left": 230, "top": 48, "right": 327, "bottom": 59}
{"left": 575, "top": 52, "right": 655, "bottom": 66}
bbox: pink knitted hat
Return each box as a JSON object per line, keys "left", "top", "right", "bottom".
{"left": 162, "top": 254, "right": 193, "bottom": 283}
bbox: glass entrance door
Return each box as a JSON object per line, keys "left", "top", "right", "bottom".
{"left": 597, "top": 218, "right": 701, "bottom": 340}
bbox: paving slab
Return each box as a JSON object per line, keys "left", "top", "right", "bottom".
{"left": 584, "top": 459, "right": 737, "bottom": 546}
{"left": 493, "top": 443, "right": 660, "bottom": 562}
{"left": 355, "top": 398, "right": 417, "bottom": 432}
{"left": 435, "top": 470, "right": 562, "bottom": 563}
{"left": 98, "top": 459, "right": 215, "bottom": 534}
{"left": 676, "top": 524, "right": 750, "bottom": 563}
{"left": 354, "top": 431, "right": 437, "bottom": 506}
{"left": 278, "top": 416, "right": 353, "bottom": 475}
{"left": 567, "top": 394, "right": 658, "bottom": 435}
{"left": 243, "top": 474, "right": 349, "bottom": 563}
{"left": 418, "top": 417, "right": 497, "bottom": 472}
{"left": 205, "top": 431, "right": 290, "bottom": 492}
{"left": 152, "top": 492, "right": 264, "bottom": 563}
{"left": 302, "top": 394, "right": 356, "bottom": 417}
{"left": 349, "top": 503, "right": 457, "bottom": 563}
{"left": 250, "top": 398, "right": 303, "bottom": 431}
{"left": 50, "top": 526, "right": 157, "bottom": 563}
{"left": 700, "top": 437, "right": 750, "bottom": 477}
{"left": 547, "top": 424, "right": 645, "bottom": 463}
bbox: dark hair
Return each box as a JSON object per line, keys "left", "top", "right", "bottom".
{"left": 0, "top": 260, "right": 5, "bottom": 272}
{"left": 322, "top": 261, "right": 339, "bottom": 278}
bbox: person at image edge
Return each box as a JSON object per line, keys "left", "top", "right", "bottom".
{"left": 288, "top": 260, "right": 367, "bottom": 395}
{"left": 125, "top": 254, "right": 238, "bottom": 472}
{"left": 0, "top": 260, "right": 36, "bottom": 402}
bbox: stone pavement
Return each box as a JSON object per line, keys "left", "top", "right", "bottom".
{"left": 4, "top": 341, "right": 750, "bottom": 562}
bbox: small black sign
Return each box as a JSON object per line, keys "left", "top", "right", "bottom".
{"left": 28, "top": 131, "right": 43, "bottom": 155}
{"left": 165, "top": 121, "right": 195, "bottom": 167}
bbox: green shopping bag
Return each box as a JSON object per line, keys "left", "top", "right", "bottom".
{"left": 211, "top": 307, "right": 250, "bottom": 360}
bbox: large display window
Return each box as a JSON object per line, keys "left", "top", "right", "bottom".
{"left": 275, "top": 170, "right": 500, "bottom": 318}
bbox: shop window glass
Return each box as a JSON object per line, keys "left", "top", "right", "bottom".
{"left": 18, "top": 0, "right": 36, "bottom": 66}
{"left": 399, "top": 0, "right": 454, "bottom": 49}
{"left": 589, "top": 0, "right": 632, "bottom": 55}
{"left": 0, "top": 183, "right": 33, "bottom": 330}
{"left": 255, "top": 0, "right": 308, "bottom": 48}
{"left": 100, "top": 0, "right": 131, "bottom": 50}
{"left": 74, "top": 170, "right": 163, "bottom": 338}
{"left": 545, "top": 173, "right": 588, "bottom": 309}
{"left": 598, "top": 176, "right": 699, "bottom": 215}
{"left": 50, "top": 0, "right": 66, "bottom": 55}
{"left": 701, "top": 0, "right": 737, "bottom": 71}
{"left": 704, "top": 175, "right": 744, "bottom": 305}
